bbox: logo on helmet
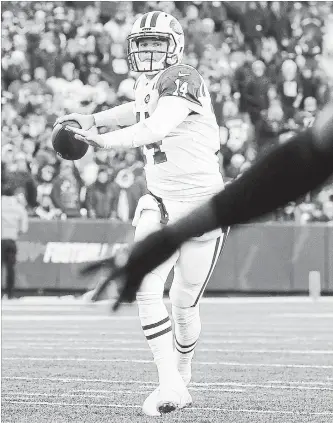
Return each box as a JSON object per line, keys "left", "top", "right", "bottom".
{"left": 170, "top": 19, "right": 183, "bottom": 35}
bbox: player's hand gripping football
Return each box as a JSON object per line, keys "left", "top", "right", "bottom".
{"left": 65, "top": 126, "right": 106, "bottom": 149}
{"left": 80, "top": 228, "right": 181, "bottom": 311}
{"left": 54, "top": 113, "right": 95, "bottom": 131}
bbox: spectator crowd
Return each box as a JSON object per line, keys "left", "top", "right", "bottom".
{"left": 2, "top": 1, "right": 333, "bottom": 223}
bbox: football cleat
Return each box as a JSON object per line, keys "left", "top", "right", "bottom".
{"left": 142, "top": 387, "right": 161, "bottom": 417}
{"left": 142, "top": 383, "right": 192, "bottom": 416}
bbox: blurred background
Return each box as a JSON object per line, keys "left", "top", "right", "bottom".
{"left": 2, "top": 1, "right": 333, "bottom": 224}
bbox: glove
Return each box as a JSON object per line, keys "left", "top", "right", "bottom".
{"left": 80, "top": 227, "right": 181, "bottom": 311}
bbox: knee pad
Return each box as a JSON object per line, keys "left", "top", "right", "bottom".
{"left": 169, "top": 280, "right": 197, "bottom": 308}
{"left": 172, "top": 304, "right": 200, "bottom": 323}
{"left": 169, "top": 266, "right": 201, "bottom": 308}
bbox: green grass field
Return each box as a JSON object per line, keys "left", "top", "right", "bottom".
{"left": 2, "top": 296, "right": 333, "bottom": 423}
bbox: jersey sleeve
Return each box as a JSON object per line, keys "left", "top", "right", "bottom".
{"left": 155, "top": 65, "right": 208, "bottom": 114}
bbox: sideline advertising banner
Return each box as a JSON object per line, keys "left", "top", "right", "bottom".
{"left": 16, "top": 219, "right": 134, "bottom": 290}
{"left": 16, "top": 220, "right": 332, "bottom": 293}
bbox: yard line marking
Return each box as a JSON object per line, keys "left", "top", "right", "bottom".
{"left": 2, "top": 315, "right": 138, "bottom": 321}
{"left": 192, "top": 383, "right": 333, "bottom": 391}
{"left": 3, "top": 315, "right": 332, "bottom": 325}
{"left": 3, "top": 357, "right": 333, "bottom": 369}
{"left": 4, "top": 296, "right": 333, "bottom": 305}
{"left": 1, "top": 342, "right": 325, "bottom": 349}
{"left": 2, "top": 331, "right": 83, "bottom": 336}
{"left": 200, "top": 348, "right": 333, "bottom": 355}
{"left": 3, "top": 338, "right": 332, "bottom": 345}
{"left": 70, "top": 384, "right": 332, "bottom": 392}
{"left": 270, "top": 313, "right": 333, "bottom": 318}
{"left": 1, "top": 400, "right": 139, "bottom": 409}
{"left": 204, "top": 323, "right": 333, "bottom": 328}
{"left": 2, "top": 376, "right": 333, "bottom": 392}
{"left": 2, "top": 376, "right": 157, "bottom": 383}
{"left": 1, "top": 306, "right": 113, "bottom": 312}
{"left": 3, "top": 346, "right": 147, "bottom": 352}
{"left": 2, "top": 386, "right": 244, "bottom": 396}
{"left": 4, "top": 326, "right": 331, "bottom": 333}
{"left": 14, "top": 385, "right": 324, "bottom": 395}
{"left": 3, "top": 320, "right": 332, "bottom": 331}
{"left": 3, "top": 400, "right": 333, "bottom": 415}
{"left": 2, "top": 391, "right": 149, "bottom": 398}
{"left": 2, "top": 376, "right": 333, "bottom": 386}
{"left": 75, "top": 387, "right": 244, "bottom": 393}
{"left": 3, "top": 345, "right": 333, "bottom": 355}
{"left": 3, "top": 327, "right": 333, "bottom": 337}
{"left": 268, "top": 380, "right": 333, "bottom": 385}
{"left": 69, "top": 388, "right": 244, "bottom": 394}
{"left": 3, "top": 331, "right": 333, "bottom": 341}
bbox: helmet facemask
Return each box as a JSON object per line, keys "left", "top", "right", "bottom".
{"left": 127, "top": 33, "right": 179, "bottom": 73}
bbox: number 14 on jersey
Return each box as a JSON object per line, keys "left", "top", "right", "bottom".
{"left": 136, "top": 111, "right": 167, "bottom": 165}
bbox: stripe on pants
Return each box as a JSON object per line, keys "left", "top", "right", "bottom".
{"left": 192, "top": 229, "right": 230, "bottom": 307}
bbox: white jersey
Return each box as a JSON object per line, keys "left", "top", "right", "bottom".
{"left": 134, "top": 64, "right": 224, "bottom": 202}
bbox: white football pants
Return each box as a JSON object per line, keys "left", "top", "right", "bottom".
{"left": 133, "top": 194, "right": 228, "bottom": 306}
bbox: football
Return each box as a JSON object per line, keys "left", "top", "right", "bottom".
{"left": 52, "top": 120, "right": 89, "bottom": 161}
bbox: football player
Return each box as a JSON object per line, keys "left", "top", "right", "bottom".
{"left": 58, "top": 11, "right": 229, "bottom": 416}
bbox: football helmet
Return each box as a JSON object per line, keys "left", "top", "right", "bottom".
{"left": 127, "top": 11, "right": 184, "bottom": 73}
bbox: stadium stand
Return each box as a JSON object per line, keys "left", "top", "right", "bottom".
{"left": 2, "top": 1, "right": 333, "bottom": 223}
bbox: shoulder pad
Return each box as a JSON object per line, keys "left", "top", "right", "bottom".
{"left": 155, "top": 65, "right": 208, "bottom": 108}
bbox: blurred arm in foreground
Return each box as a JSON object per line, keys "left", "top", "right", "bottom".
{"left": 82, "top": 103, "right": 333, "bottom": 310}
